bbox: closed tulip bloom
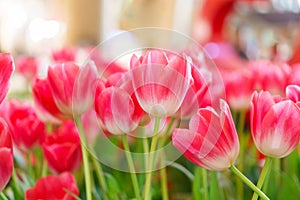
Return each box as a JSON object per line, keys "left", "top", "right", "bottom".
{"left": 0, "top": 119, "right": 13, "bottom": 191}
{"left": 26, "top": 172, "right": 79, "bottom": 200}
{"left": 286, "top": 84, "right": 300, "bottom": 103}
{"left": 94, "top": 76, "right": 143, "bottom": 135}
{"left": 16, "top": 56, "right": 38, "bottom": 80}
{"left": 0, "top": 53, "right": 14, "bottom": 104}
{"left": 130, "top": 50, "right": 191, "bottom": 117}
{"left": 172, "top": 100, "right": 239, "bottom": 170}
{"left": 250, "top": 91, "right": 300, "bottom": 158}
{"left": 47, "top": 62, "right": 97, "bottom": 117}
{"left": 6, "top": 100, "right": 45, "bottom": 151}
{"left": 42, "top": 121, "right": 82, "bottom": 173}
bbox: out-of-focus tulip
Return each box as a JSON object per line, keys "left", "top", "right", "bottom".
{"left": 130, "top": 50, "right": 191, "bottom": 117}
{"left": 0, "top": 119, "right": 13, "bottom": 192}
{"left": 248, "top": 60, "right": 291, "bottom": 95}
{"left": 288, "top": 64, "right": 300, "bottom": 86}
{"left": 6, "top": 100, "right": 45, "bottom": 151}
{"left": 25, "top": 172, "right": 79, "bottom": 200}
{"left": 16, "top": 56, "right": 38, "bottom": 80}
{"left": 42, "top": 121, "right": 82, "bottom": 173}
{"left": 250, "top": 91, "right": 300, "bottom": 158}
{"left": 0, "top": 53, "right": 15, "bottom": 104}
{"left": 172, "top": 100, "right": 239, "bottom": 170}
{"left": 51, "top": 47, "right": 77, "bottom": 63}
{"left": 286, "top": 85, "right": 300, "bottom": 104}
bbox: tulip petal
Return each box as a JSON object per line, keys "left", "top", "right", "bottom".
{"left": 286, "top": 84, "right": 300, "bottom": 103}
{"left": 0, "top": 148, "right": 13, "bottom": 191}
{"left": 0, "top": 53, "right": 14, "bottom": 105}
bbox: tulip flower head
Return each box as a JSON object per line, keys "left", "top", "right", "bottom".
{"left": 250, "top": 91, "right": 300, "bottom": 158}
{"left": 172, "top": 100, "right": 240, "bottom": 170}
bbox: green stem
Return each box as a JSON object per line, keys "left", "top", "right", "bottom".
{"left": 230, "top": 165, "right": 269, "bottom": 200}
{"left": 144, "top": 117, "right": 160, "bottom": 200}
{"left": 160, "top": 155, "right": 169, "bottom": 200}
{"left": 121, "top": 134, "right": 142, "bottom": 200}
{"left": 74, "top": 117, "right": 92, "bottom": 200}
{"left": 158, "top": 117, "right": 175, "bottom": 149}
{"left": 202, "top": 168, "right": 209, "bottom": 200}
{"left": 12, "top": 168, "right": 22, "bottom": 195}
{"left": 0, "top": 192, "right": 8, "bottom": 200}
{"left": 41, "top": 157, "right": 48, "bottom": 177}
{"left": 252, "top": 157, "right": 273, "bottom": 200}
{"left": 91, "top": 156, "right": 109, "bottom": 200}
{"left": 193, "top": 167, "right": 201, "bottom": 200}
{"left": 236, "top": 110, "right": 246, "bottom": 200}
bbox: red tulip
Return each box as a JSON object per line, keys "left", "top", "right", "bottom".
{"left": 6, "top": 100, "right": 45, "bottom": 151}
{"left": 47, "top": 62, "right": 98, "bottom": 117}
{"left": 32, "top": 78, "right": 63, "bottom": 123}
{"left": 42, "top": 121, "right": 82, "bottom": 173}
{"left": 0, "top": 53, "right": 15, "bottom": 104}
{"left": 94, "top": 75, "right": 143, "bottom": 135}
{"left": 130, "top": 50, "right": 191, "bottom": 117}
{"left": 0, "top": 119, "right": 13, "bottom": 191}
{"left": 16, "top": 56, "right": 38, "bottom": 80}
{"left": 25, "top": 172, "right": 79, "bottom": 200}
{"left": 250, "top": 91, "right": 300, "bottom": 158}
{"left": 288, "top": 64, "right": 300, "bottom": 86}
{"left": 172, "top": 100, "right": 239, "bottom": 170}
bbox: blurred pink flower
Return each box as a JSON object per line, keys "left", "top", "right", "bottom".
{"left": 16, "top": 56, "right": 38, "bottom": 80}
{"left": 51, "top": 47, "right": 77, "bottom": 63}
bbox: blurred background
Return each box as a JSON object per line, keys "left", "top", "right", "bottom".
{"left": 1, "top": 0, "right": 300, "bottom": 64}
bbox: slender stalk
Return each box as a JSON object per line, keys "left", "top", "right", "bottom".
{"left": 193, "top": 167, "right": 202, "bottom": 200}
{"left": 144, "top": 117, "right": 160, "bottom": 200}
{"left": 74, "top": 117, "right": 92, "bottom": 200}
{"left": 91, "top": 156, "right": 109, "bottom": 200}
{"left": 202, "top": 168, "right": 209, "bottom": 200}
{"left": 158, "top": 117, "right": 175, "bottom": 149}
{"left": 12, "top": 168, "right": 22, "bottom": 195}
{"left": 0, "top": 192, "right": 8, "bottom": 200}
{"left": 121, "top": 134, "right": 142, "bottom": 200}
{"left": 236, "top": 110, "right": 246, "bottom": 200}
{"left": 252, "top": 157, "right": 273, "bottom": 200}
{"left": 160, "top": 153, "right": 169, "bottom": 200}
{"left": 230, "top": 165, "right": 269, "bottom": 200}
{"left": 41, "top": 158, "right": 48, "bottom": 177}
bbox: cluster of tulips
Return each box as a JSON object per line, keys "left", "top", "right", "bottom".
{"left": 0, "top": 44, "right": 299, "bottom": 200}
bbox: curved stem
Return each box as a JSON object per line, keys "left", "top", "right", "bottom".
{"left": 202, "top": 168, "right": 209, "bottom": 200}
{"left": 0, "top": 192, "right": 8, "bottom": 200}
{"left": 121, "top": 134, "right": 142, "bottom": 200}
{"left": 91, "top": 155, "right": 109, "bottom": 200}
{"left": 144, "top": 117, "right": 160, "bottom": 200}
{"left": 252, "top": 157, "right": 273, "bottom": 200}
{"left": 158, "top": 117, "right": 175, "bottom": 149}
{"left": 230, "top": 165, "right": 269, "bottom": 200}
{"left": 74, "top": 117, "right": 92, "bottom": 200}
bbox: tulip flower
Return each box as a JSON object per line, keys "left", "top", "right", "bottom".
{"left": 130, "top": 50, "right": 191, "bottom": 117}
{"left": 25, "top": 172, "right": 79, "bottom": 200}
{"left": 172, "top": 99, "right": 240, "bottom": 170}
{"left": 6, "top": 100, "right": 45, "bottom": 151}
{"left": 47, "top": 62, "right": 98, "bottom": 117}
{"left": 16, "top": 56, "right": 38, "bottom": 80}
{"left": 250, "top": 91, "right": 300, "bottom": 158}
{"left": 286, "top": 84, "right": 300, "bottom": 104}
{"left": 0, "top": 119, "right": 13, "bottom": 192}
{"left": 94, "top": 75, "right": 143, "bottom": 135}
{"left": 51, "top": 46, "right": 77, "bottom": 63}
{"left": 42, "top": 121, "right": 82, "bottom": 173}
{"left": 0, "top": 53, "right": 14, "bottom": 104}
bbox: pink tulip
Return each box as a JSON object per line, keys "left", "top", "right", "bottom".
{"left": 94, "top": 75, "right": 143, "bottom": 135}
{"left": 26, "top": 172, "right": 79, "bottom": 200}
{"left": 130, "top": 50, "right": 191, "bottom": 117}
{"left": 6, "top": 100, "right": 45, "bottom": 151}
{"left": 0, "top": 119, "right": 13, "bottom": 191}
{"left": 47, "top": 61, "right": 98, "bottom": 117}
{"left": 288, "top": 64, "right": 300, "bottom": 86}
{"left": 42, "top": 121, "right": 82, "bottom": 173}
{"left": 51, "top": 47, "right": 77, "bottom": 63}
{"left": 248, "top": 60, "right": 291, "bottom": 95}
{"left": 172, "top": 100, "right": 239, "bottom": 170}
{"left": 286, "top": 85, "right": 300, "bottom": 103}
{"left": 0, "top": 53, "right": 14, "bottom": 104}
{"left": 223, "top": 68, "right": 255, "bottom": 110}
{"left": 250, "top": 91, "right": 300, "bottom": 158}
{"left": 16, "top": 56, "right": 38, "bottom": 80}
